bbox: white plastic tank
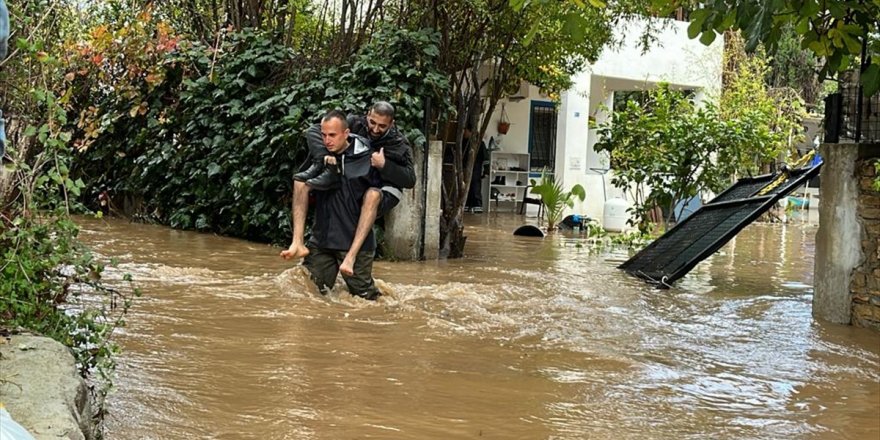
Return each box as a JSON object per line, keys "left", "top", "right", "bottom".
{"left": 603, "top": 197, "right": 630, "bottom": 232}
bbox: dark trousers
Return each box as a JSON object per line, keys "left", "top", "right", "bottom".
{"left": 302, "top": 245, "right": 380, "bottom": 300}
{"left": 466, "top": 167, "right": 482, "bottom": 208}
{"left": 378, "top": 189, "right": 400, "bottom": 217}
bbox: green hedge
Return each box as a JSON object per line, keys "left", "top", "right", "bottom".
{"left": 73, "top": 26, "right": 448, "bottom": 244}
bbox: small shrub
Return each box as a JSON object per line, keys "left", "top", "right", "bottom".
{"left": 1, "top": 86, "right": 138, "bottom": 420}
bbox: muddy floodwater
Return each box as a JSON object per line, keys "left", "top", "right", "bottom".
{"left": 76, "top": 214, "right": 880, "bottom": 440}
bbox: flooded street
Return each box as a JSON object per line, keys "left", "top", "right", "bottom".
{"left": 77, "top": 214, "right": 880, "bottom": 439}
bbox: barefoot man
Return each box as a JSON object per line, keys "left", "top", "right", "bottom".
{"left": 282, "top": 101, "right": 414, "bottom": 277}
{"left": 281, "top": 110, "right": 383, "bottom": 300}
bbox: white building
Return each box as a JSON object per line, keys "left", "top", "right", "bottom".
{"left": 481, "top": 17, "right": 723, "bottom": 224}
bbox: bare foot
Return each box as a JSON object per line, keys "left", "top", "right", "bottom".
{"left": 280, "top": 244, "right": 310, "bottom": 260}
{"left": 339, "top": 254, "right": 356, "bottom": 276}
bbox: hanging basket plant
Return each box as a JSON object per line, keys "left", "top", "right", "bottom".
{"left": 497, "top": 104, "right": 511, "bottom": 134}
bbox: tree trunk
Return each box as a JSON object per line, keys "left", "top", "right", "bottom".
{"left": 437, "top": 52, "right": 510, "bottom": 258}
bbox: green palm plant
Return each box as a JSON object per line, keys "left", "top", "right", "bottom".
{"left": 529, "top": 170, "right": 586, "bottom": 231}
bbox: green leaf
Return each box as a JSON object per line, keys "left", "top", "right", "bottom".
{"left": 862, "top": 63, "right": 880, "bottom": 97}
{"left": 794, "top": 17, "right": 810, "bottom": 35}
{"left": 509, "top": 0, "right": 527, "bottom": 11}
{"left": 827, "top": 1, "right": 845, "bottom": 18}
{"left": 741, "top": 1, "right": 773, "bottom": 51}
{"left": 807, "top": 40, "right": 826, "bottom": 56}
{"left": 207, "top": 163, "right": 222, "bottom": 178}
{"left": 570, "top": 184, "right": 586, "bottom": 201}
{"left": 523, "top": 21, "right": 540, "bottom": 47}
{"left": 687, "top": 20, "right": 704, "bottom": 40}
{"left": 15, "top": 38, "right": 30, "bottom": 51}
{"left": 67, "top": 179, "right": 81, "bottom": 197}
{"left": 801, "top": 0, "right": 820, "bottom": 17}
{"left": 687, "top": 9, "right": 710, "bottom": 39}
{"left": 563, "top": 13, "right": 589, "bottom": 42}
{"left": 840, "top": 32, "right": 862, "bottom": 55}
{"left": 23, "top": 125, "right": 37, "bottom": 137}
{"left": 699, "top": 30, "right": 717, "bottom": 46}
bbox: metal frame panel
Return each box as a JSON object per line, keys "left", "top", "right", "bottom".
{"left": 619, "top": 162, "right": 823, "bottom": 287}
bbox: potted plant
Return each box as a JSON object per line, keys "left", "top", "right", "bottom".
{"left": 497, "top": 104, "right": 510, "bottom": 134}
{"left": 529, "top": 170, "right": 586, "bottom": 232}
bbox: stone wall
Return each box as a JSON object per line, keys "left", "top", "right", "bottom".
{"left": 851, "top": 151, "right": 880, "bottom": 329}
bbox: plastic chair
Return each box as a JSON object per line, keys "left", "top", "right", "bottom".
{"left": 519, "top": 185, "right": 544, "bottom": 217}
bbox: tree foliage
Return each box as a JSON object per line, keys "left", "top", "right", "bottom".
{"left": 1, "top": 16, "right": 139, "bottom": 419}
{"left": 414, "top": 0, "right": 619, "bottom": 257}
{"left": 687, "top": 0, "right": 880, "bottom": 96}
{"left": 721, "top": 32, "right": 807, "bottom": 174}
{"left": 594, "top": 86, "right": 725, "bottom": 231}
{"left": 3, "top": 0, "right": 656, "bottom": 259}
{"left": 96, "top": 0, "right": 375, "bottom": 56}
{"left": 64, "top": 8, "right": 447, "bottom": 244}
{"left": 765, "top": 24, "right": 822, "bottom": 109}
{"left": 593, "top": 82, "right": 803, "bottom": 232}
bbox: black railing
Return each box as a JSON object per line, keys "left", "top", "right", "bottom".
{"left": 824, "top": 76, "right": 880, "bottom": 143}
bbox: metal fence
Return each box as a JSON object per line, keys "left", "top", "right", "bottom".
{"left": 824, "top": 72, "right": 880, "bottom": 143}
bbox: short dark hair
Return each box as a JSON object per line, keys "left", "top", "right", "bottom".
{"left": 322, "top": 110, "right": 349, "bottom": 129}
{"left": 370, "top": 101, "right": 395, "bottom": 119}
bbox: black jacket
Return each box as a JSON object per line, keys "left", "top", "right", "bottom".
{"left": 308, "top": 135, "right": 380, "bottom": 251}
{"left": 305, "top": 115, "right": 416, "bottom": 190}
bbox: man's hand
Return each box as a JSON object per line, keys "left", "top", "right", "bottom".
{"left": 323, "top": 155, "right": 337, "bottom": 165}
{"left": 371, "top": 148, "right": 385, "bottom": 169}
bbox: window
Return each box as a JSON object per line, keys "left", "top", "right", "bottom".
{"left": 529, "top": 101, "right": 557, "bottom": 171}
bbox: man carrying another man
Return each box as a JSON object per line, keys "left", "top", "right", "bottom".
{"left": 281, "top": 102, "right": 415, "bottom": 300}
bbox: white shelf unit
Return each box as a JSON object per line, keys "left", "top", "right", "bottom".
{"left": 488, "top": 152, "right": 530, "bottom": 212}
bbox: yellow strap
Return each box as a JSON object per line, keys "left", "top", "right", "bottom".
{"left": 757, "top": 151, "right": 816, "bottom": 196}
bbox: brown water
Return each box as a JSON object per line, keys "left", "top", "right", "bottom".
{"left": 76, "top": 214, "right": 880, "bottom": 440}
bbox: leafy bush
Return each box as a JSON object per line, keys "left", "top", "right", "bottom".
{"left": 1, "top": 86, "right": 139, "bottom": 414}
{"left": 594, "top": 81, "right": 804, "bottom": 233}
{"left": 594, "top": 85, "right": 733, "bottom": 232}
{"left": 69, "top": 18, "right": 447, "bottom": 245}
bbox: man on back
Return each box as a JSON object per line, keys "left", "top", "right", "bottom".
{"left": 281, "top": 101, "right": 415, "bottom": 276}
{"left": 295, "top": 110, "right": 383, "bottom": 300}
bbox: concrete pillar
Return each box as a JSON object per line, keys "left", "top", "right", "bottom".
{"left": 813, "top": 143, "right": 862, "bottom": 324}
{"left": 423, "top": 140, "right": 442, "bottom": 259}
{"left": 384, "top": 140, "right": 442, "bottom": 260}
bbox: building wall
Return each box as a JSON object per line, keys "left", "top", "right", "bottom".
{"left": 477, "top": 18, "right": 723, "bottom": 223}
{"left": 480, "top": 86, "right": 554, "bottom": 211}
{"left": 851, "top": 150, "right": 880, "bottom": 330}
{"left": 482, "top": 85, "right": 553, "bottom": 156}
{"left": 555, "top": 18, "right": 724, "bottom": 224}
